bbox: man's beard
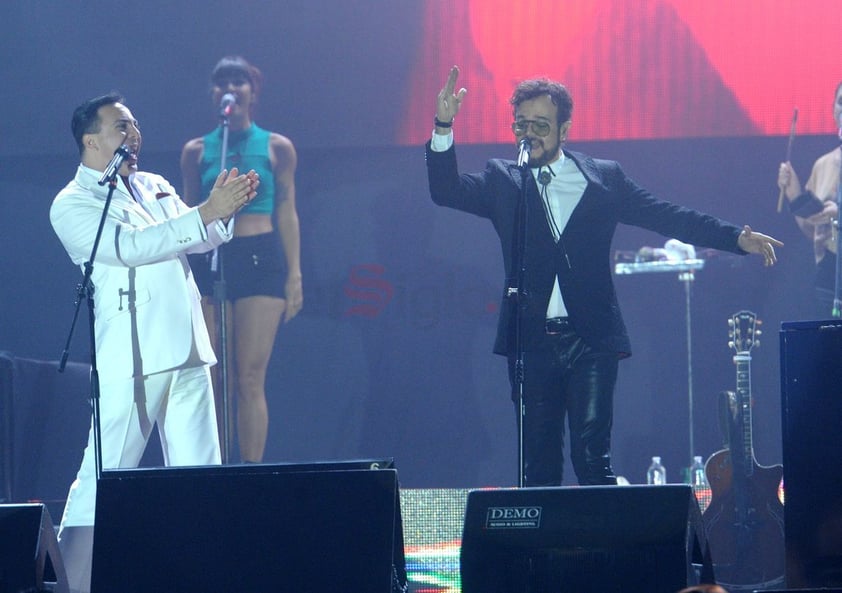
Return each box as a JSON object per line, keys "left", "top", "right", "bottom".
{"left": 527, "top": 137, "right": 561, "bottom": 168}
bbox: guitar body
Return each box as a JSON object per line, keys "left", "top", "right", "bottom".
{"left": 705, "top": 448, "right": 732, "bottom": 494}
{"left": 703, "top": 451, "right": 785, "bottom": 589}
{"left": 700, "top": 311, "right": 785, "bottom": 591}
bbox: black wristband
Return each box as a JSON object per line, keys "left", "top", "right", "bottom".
{"left": 434, "top": 117, "right": 453, "bottom": 128}
{"left": 790, "top": 190, "right": 824, "bottom": 217}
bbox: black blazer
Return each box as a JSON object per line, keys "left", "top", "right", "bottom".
{"left": 425, "top": 142, "right": 746, "bottom": 357}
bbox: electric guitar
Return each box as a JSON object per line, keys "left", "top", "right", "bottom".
{"left": 702, "top": 310, "right": 785, "bottom": 591}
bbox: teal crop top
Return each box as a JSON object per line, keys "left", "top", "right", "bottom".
{"left": 199, "top": 124, "right": 276, "bottom": 215}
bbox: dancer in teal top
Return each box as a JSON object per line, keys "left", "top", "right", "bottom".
{"left": 181, "top": 55, "right": 302, "bottom": 463}
{"left": 199, "top": 123, "right": 275, "bottom": 215}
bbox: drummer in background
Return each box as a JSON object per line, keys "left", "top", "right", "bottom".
{"left": 777, "top": 82, "right": 842, "bottom": 317}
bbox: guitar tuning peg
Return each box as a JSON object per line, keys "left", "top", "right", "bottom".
{"left": 755, "top": 329, "right": 763, "bottom": 337}
{"left": 728, "top": 318, "right": 735, "bottom": 327}
{"left": 755, "top": 339, "right": 761, "bottom": 348}
{"left": 728, "top": 340, "right": 735, "bottom": 349}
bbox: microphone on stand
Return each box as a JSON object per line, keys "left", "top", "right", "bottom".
{"left": 219, "top": 93, "right": 236, "bottom": 119}
{"left": 517, "top": 138, "right": 532, "bottom": 168}
{"left": 97, "top": 145, "right": 131, "bottom": 186}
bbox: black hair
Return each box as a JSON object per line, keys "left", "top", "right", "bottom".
{"left": 211, "top": 55, "right": 263, "bottom": 96}
{"left": 510, "top": 79, "right": 573, "bottom": 126}
{"left": 70, "top": 92, "right": 124, "bottom": 155}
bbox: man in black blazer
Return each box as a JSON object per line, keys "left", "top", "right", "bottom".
{"left": 425, "top": 66, "right": 782, "bottom": 487}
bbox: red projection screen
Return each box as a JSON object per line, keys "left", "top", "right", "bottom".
{"left": 399, "top": 0, "right": 842, "bottom": 145}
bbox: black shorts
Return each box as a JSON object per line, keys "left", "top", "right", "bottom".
{"left": 189, "top": 232, "right": 287, "bottom": 301}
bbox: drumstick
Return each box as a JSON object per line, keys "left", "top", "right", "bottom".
{"left": 777, "top": 107, "right": 798, "bottom": 213}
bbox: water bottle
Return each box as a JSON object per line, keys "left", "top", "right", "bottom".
{"left": 646, "top": 456, "right": 667, "bottom": 485}
{"left": 690, "top": 455, "right": 707, "bottom": 487}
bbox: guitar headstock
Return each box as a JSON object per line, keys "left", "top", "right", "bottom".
{"left": 728, "top": 310, "right": 761, "bottom": 354}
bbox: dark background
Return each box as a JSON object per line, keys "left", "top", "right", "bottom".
{"left": 0, "top": 1, "right": 827, "bottom": 494}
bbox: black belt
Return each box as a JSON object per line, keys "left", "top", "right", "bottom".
{"left": 545, "top": 317, "right": 571, "bottom": 334}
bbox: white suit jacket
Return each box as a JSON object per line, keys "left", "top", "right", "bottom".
{"left": 50, "top": 165, "right": 232, "bottom": 383}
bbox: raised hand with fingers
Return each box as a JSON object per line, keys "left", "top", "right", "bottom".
{"left": 435, "top": 65, "right": 467, "bottom": 133}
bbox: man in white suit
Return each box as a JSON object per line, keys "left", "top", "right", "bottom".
{"left": 50, "top": 93, "right": 259, "bottom": 593}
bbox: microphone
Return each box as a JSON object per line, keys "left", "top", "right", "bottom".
{"left": 517, "top": 137, "right": 532, "bottom": 168}
{"left": 97, "top": 145, "right": 131, "bottom": 186}
{"left": 219, "top": 93, "right": 236, "bottom": 118}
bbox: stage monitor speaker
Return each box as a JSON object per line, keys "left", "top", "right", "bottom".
{"left": 91, "top": 461, "right": 404, "bottom": 593}
{"left": 460, "top": 484, "right": 712, "bottom": 593}
{"left": 0, "top": 503, "right": 68, "bottom": 593}
{"left": 0, "top": 352, "right": 90, "bottom": 516}
{"left": 781, "top": 320, "right": 842, "bottom": 588}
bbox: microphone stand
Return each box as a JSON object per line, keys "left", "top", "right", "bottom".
{"left": 214, "top": 112, "right": 233, "bottom": 463}
{"left": 833, "top": 153, "right": 842, "bottom": 318}
{"left": 58, "top": 176, "right": 122, "bottom": 480}
{"left": 510, "top": 160, "right": 531, "bottom": 488}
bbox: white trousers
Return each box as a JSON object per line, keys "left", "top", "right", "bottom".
{"left": 58, "top": 364, "right": 221, "bottom": 530}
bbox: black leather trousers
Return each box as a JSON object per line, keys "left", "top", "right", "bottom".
{"left": 509, "top": 321, "right": 619, "bottom": 487}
